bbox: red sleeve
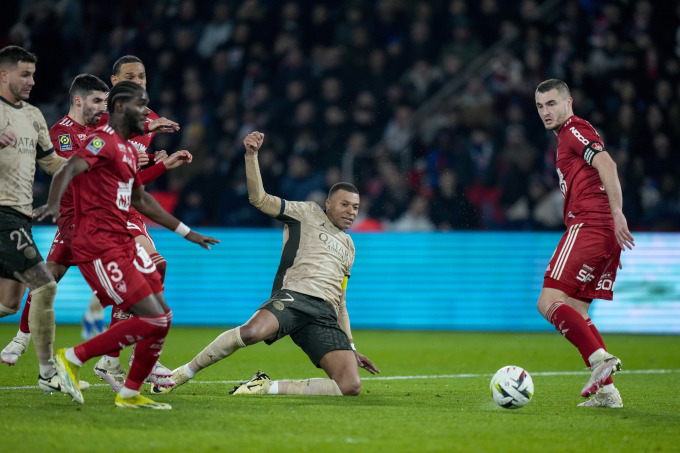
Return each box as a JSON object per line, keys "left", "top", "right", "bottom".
{"left": 566, "top": 121, "right": 605, "bottom": 165}
{"left": 138, "top": 161, "right": 167, "bottom": 185}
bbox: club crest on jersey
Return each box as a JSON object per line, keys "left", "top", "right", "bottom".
{"left": 86, "top": 136, "right": 105, "bottom": 154}
{"left": 115, "top": 281, "right": 127, "bottom": 293}
{"left": 58, "top": 134, "right": 72, "bottom": 151}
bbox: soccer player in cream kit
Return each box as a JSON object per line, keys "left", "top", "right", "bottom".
{"left": 534, "top": 79, "right": 635, "bottom": 408}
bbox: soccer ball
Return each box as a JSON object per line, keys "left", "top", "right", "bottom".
{"left": 490, "top": 365, "right": 534, "bottom": 409}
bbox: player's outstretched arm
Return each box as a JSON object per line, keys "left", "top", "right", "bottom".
{"left": 592, "top": 152, "right": 635, "bottom": 250}
{"left": 243, "top": 131, "right": 282, "bottom": 216}
{"left": 337, "top": 282, "right": 380, "bottom": 375}
{"left": 33, "top": 155, "right": 90, "bottom": 223}
{"left": 131, "top": 188, "right": 220, "bottom": 249}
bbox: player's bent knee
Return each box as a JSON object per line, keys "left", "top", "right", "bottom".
{"left": 30, "top": 281, "right": 57, "bottom": 308}
{"left": 238, "top": 324, "right": 264, "bottom": 345}
{"left": 337, "top": 376, "right": 362, "bottom": 396}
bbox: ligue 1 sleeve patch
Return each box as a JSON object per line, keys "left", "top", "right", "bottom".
{"left": 86, "top": 136, "right": 105, "bottom": 154}
{"left": 58, "top": 134, "right": 72, "bottom": 151}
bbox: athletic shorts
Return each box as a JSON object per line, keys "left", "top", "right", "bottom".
{"left": 78, "top": 242, "right": 162, "bottom": 310}
{"left": 260, "top": 289, "right": 352, "bottom": 367}
{"left": 127, "top": 211, "right": 155, "bottom": 246}
{"left": 0, "top": 206, "right": 44, "bottom": 280}
{"left": 46, "top": 215, "right": 76, "bottom": 266}
{"left": 543, "top": 223, "right": 621, "bottom": 302}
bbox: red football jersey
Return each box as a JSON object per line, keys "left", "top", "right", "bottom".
{"left": 49, "top": 116, "right": 89, "bottom": 218}
{"left": 71, "top": 125, "right": 142, "bottom": 262}
{"left": 555, "top": 115, "right": 613, "bottom": 228}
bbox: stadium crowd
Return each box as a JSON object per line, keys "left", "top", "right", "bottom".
{"left": 3, "top": 0, "right": 679, "bottom": 231}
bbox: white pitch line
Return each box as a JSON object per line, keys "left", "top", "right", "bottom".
{"left": 1, "top": 368, "right": 677, "bottom": 391}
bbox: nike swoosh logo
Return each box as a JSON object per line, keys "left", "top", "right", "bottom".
{"left": 280, "top": 294, "right": 294, "bottom": 302}
{"left": 599, "top": 186, "right": 605, "bottom": 191}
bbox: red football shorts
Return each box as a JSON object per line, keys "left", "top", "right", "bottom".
{"left": 46, "top": 216, "right": 76, "bottom": 266}
{"left": 543, "top": 223, "right": 621, "bottom": 302}
{"left": 127, "top": 211, "right": 155, "bottom": 245}
{"left": 78, "top": 242, "right": 162, "bottom": 310}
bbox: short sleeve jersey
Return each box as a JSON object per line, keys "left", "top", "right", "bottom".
{"left": 555, "top": 115, "right": 613, "bottom": 228}
{"left": 272, "top": 200, "right": 355, "bottom": 309}
{"left": 71, "top": 125, "right": 141, "bottom": 262}
{"left": 0, "top": 96, "right": 54, "bottom": 216}
{"left": 49, "top": 115, "right": 89, "bottom": 218}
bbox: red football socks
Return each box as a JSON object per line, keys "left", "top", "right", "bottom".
{"left": 547, "top": 302, "right": 601, "bottom": 365}
{"left": 18, "top": 294, "right": 31, "bottom": 334}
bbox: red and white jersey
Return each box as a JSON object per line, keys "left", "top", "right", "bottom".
{"left": 49, "top": 115, "right": 90, "bottom": 218}
{"left": 555, "top": 115, "right": 613, "bottom": 228}
{"left": 71, "top": 125, "right": 141, "bottom": 262}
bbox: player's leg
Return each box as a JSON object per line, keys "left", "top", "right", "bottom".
{"left": 0, "top": 277, "right": 29, "bottom": 365}
{"left": 55, "top": 248, "right": 168, "bottom": 405}
{"left": 153, "top": 309, "right": 278, "bottom": 394}
{"left": 2, "top": 260, "right": 68, "bottom": 365}
{"left": 128, "top": 221, "right": 172, "bottom": 381}
{"left": 577, "top": 245, "right": 623, "bottom": 406}
{"left": 288, "top": 322, "right": 357, "bottom": 396}
{"left": 55, "top": 293, "right": 170, "bottom": 405}
{"left": 230, "top": 302, "right": 356, "bottom": 396}
{"left": 113, "top": 293, "right": 172, "bottom": 409}
{"left": 92, "top": 305, "right": 130, "bottom": 391}
{"left": 577, "top": 316, "right": 622, "bottom": 407}
{"left": 538, "top": 226, "right": 622, "bottom": 398}
{"left": 232, "top": 350, "right": 355, "bottom": 396}
{"left": 15, "top": 262, "right": 58, "bottom": 380}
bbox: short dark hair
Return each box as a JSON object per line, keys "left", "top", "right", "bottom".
{"left": 328, "top": 182, "right": 359, "bottom": 200}
{"left": 0, "top": 45, "right": 37, "bottom": 68}
{"left": 536, "top": 79, "right": 571, "bottom": 97}
{"left": 112, "top": 55, "right": 144, "bottom": 76}
{"left": 69, "top": 74, "right": 109, "bottom": 105}
{"left": 107, "top": 80, "right": 145, "bottom": 113}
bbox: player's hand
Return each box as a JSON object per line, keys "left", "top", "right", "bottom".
{"left": 185, "top": 230, "right": 220, "bottom": 250}
{"left": 154, "top": 150, "right": 168, "bottom": 162}
{"left": 162, "top": 150, "right": 193, "bottom": 169}
{"left": 612, "top": 211, "right": 635, "bottom": 250}
{"left": 354, "top": 351, "right": 380, "bottom": 375}
{"left": 0, "top": 131, "right": 16, "bottom": 148}
{"left": 32, "top": 203, "right": 61, "bottom": 223}
{"left": 243, "top": 131, "right": 264, "bottom": 155}
{"left": 137, "top": 150, "right": 150, "bottom": 168}
{"left": 148, "top": 117, "right": 179, "bottom": 133}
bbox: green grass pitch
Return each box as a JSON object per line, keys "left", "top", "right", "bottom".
{"left": 1, "top": 324, "right": 679, "bottom": 453}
